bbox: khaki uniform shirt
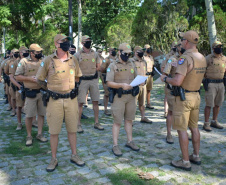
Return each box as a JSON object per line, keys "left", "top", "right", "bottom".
{"left": 106, "top": 59, "right": 137, "bottom": 84}
{"left": 176, "top": 48, "right": 206, "bottom": 91}
{"left": 163, "top": 53, "right": 180, "bottom": 78}
{"left": 129, "top": 56, "right": 147, "bottom": 76}
{"left": 101, "top": 55, "right": 116, "bottom": 73}
{"left": 205, "top": 54, "right": 226, "bottom": 80}
{"left": 37, "top": 51, "right": 82, "bottom": 94}
{"left": 74, "top": 48, "right": 100, "bottom": 76}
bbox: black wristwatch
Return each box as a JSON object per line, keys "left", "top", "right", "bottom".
{"left": 164, "top": 76, "right": 167, "bottom": 83}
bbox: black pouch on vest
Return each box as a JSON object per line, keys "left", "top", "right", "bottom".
{"left": 25, "top": 90, "right": 38, "bottom": 98}
{"left": 132, "top": 86, "right": 140, "bottom": 96}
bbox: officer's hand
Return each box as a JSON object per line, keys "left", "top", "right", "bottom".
{"left": 30, "top": 76, "right": 37, "bottom": 83}
{"left": 0, "top": 77, "right": 2, "bottom": 83}
{"left": 161, "top": 74, "right": 166, "bottom": 82}
{"left": 122, "top": 83, "right": 132, "bottom": 90}
{"left": 140, "top": 82, "right": 145, "bottom": 86}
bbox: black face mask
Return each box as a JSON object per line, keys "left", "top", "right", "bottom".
{"left": 214, "top": 48, "right": 222, "bottom": 54}
{"left": 138, "top": 52, "right": 144, "bottom": 58}
{"left": 35, "top": 53, "right": 43, "bottom": 59}
{"left": 120, "top": 53, "right": 130, "bottom": 62}
{"left": 111, "top": 50, "right": 116, "bottom": 56}
{"left": 23, "top": 53, "right": 29, "bottom": 57}
{"left": 84, "top": 41, "right": 92, "bottom": 49}
{"left": 180, "top": 48, "right": 186, "bottom": 54}
{"left": 146, "top": 48, "right": 152, "bottom": 54}
{"left": 60, "top": 41, "right": 70, "bottom": 52}
{"left": 14, "top": 53, "right": 19, "bottom": 58}
{"left": 69, "top": 51, "right": 75, "bottom": 55}
{"left": 172, "top": 47, "right": 177, "bottom": 52}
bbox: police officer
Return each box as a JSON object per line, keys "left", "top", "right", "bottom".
{"left": 100, "top": 47, "right": 117, "bottom": 116}
{"left": 15, "top": 44, "right": 47, "bottom": 146}
{"left": 0, "top": 50, "right": 11, "bottom": 104}
{"left": 5, "top": 49, "right": 20, "bottom": 116}
{"left": 161, "top": 41, "right": 178, "bottom": 118}
{"left": 130, "top": 46, "right": 152, "bottom": 123}
{"left": 162, "top": 41, "right": 184, "bottom": 144}
{"left": 13, "top": 46, "right": 29, "bottom": 130}
{"left": 75, "top": 35, "right": 104, "bottom": 133}
{"left": 36, "top": 34, "right": 85, "bottom": 172}
{"left": 106, "top": 43, "right": 140, "bottom": 156}
{"left": 161, "top": 31, "right": 206, "bottom": 171}
{"left": 4, "top": 49, "right": 17, "bottom": 112}
{"left": 144, "top": 44, "right": 155, "bottom": 109}
{"left": 203, "top": 41, "right": 226, "bottom": 131}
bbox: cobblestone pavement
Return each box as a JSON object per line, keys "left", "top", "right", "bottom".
{"left": 0, "top": 81, "right": 226, "bottom": 185}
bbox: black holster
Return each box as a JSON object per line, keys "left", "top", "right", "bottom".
{"left": 40, "top": 90, "right": 50, "bottom": 107}
{"left": 202, "top": 79, "right": 209, "bottom": 91}
{"left": 171, "top": 86, "right": 186, "bottom": 101}
{"left": 11, "top": 83, "right": 17, "bottom": 92}
{"left": 102, "top": 73, "right": 107, "bottom": 84}
{"left": 25, "top": 89, "right": 40, "bottom": 98}
{"left": 132, "top": 86, "right": 140, "bottom": 96}
{"left": 20, "top": 86, "right": 26, "bottom": 101}
{"left": 108, "top": 87, "right": 116, "bottom": 103}
{"left": 223, "top": 76, "right": 226, "bottom": 87}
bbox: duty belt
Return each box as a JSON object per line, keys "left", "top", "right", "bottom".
{"left": 184, "top": 90, "right": 200, "bottom": 93}
{"left": 207, "top": 79, "right": 223, "bottom": 83}
{"left": 49, "top": 91, "right": 71, "bottom": 99}
{"left": 116, "top": 89, "right": 132, "bottom": 94}
{"left": 80, "top": 71, "right": 98, "bottom": 80}
{"left": 25, "top": 88, "right": 40, "bottom": 93}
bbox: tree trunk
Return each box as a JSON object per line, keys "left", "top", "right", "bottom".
{"left": 69, "top": 0, "right": 73, "bottom": 44}
{"left": 205, "top": 0, "right": 217, "bottom": 53}
{"left": 77, "top": 0, "right": 82, "bottom": 51}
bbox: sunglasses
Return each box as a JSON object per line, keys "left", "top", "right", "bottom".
{"left": 121, "top": 52, "right": 131, "bottom": 57}
{"left": 181, "top": 38, "right": 187, "bottom": 41}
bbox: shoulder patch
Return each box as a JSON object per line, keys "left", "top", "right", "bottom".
{"left": 178, "top": 57, "right": 185, "bottom": 65}
{"left": 167, "top": 59, "right": 172, "bottom": 63}
{"left": 11, "top": 64, "right": 14, "bottom": 68}
{"left": 18, "top": 63, "right": 21, "bottom": 67}
{"left": 107, "top": 68, "right": 110, "bottom": 72}
{"left": 40, "top": 61, "right": 44, "bottom": 67}
{"left": 131, "top": 68, "right": 134, "bottom": 74}
{"left": 102, "top": 60, "right": 106, "bottom": 63}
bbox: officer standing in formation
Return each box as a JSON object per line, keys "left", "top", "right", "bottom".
{"left": 100, "top": 47, "right": 117, "bottom": 115}
{"left": 129, "top": 46, "right": 152, "bottom": 123}
{"left": 161, "top": 41, "right": 178, "bottom": 118}
{"left": 37, "top": 34, "right": 84, "bottom": 172}
{"left": 74, "top": 35, "right": 104, "bottom": 133}
{"left": 15, "top": 44, "right": 47, "bottom": 146}
{"left": 161, "top": 30, "right": 207, "bottom": 171}
{"left": 203, "top": 41, "right": 225, "bottom": 131}
{"left": 144, "top": 44, "right": 155, "bottom": 109}
{"left": 162, "top": 41, "right": 184, "bottom": 144}
{"left": 106, "top": 43, "right": 140, "bottom": 156}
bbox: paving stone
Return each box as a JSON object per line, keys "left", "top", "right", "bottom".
{"left": 77, "top": 167, "right": 91, "bottom": 175}
{"left": 49, "top": 178, "right": 65, "bottom": 185}
{"left": 94, "top": 177, "right": 110, "bottom": 184}
{"left": 0, "top": 162, "right": 8, "bottom": 168}
{"left": 159, "top": 165, "right": 175, "bottom": 172}
{"left": 115, "top": 164, "right": 131, "bottom": 170}
{"left": 34, "top": 170, "right": 48, "bottom": 176}
{"left": 99, "top": 167, "right": 116, "bottom": 175}
{"left": 11, "top": 179, "right": 30, "bottom": 185}
{"left": 84, "top": 172, "right": 100, "bottom": 179}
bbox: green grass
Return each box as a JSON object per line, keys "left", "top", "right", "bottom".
{"left": 107, "top": 168, "right": 164, "bottom": 185}
{"left": 4, "top": 141, "right": 49, "bottom": 157}
{"left": 133, "top": 130, "right": 146, "bottom": 137}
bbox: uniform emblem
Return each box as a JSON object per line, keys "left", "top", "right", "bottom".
{"left": 92, "top": 59, "right": 95, "bottom": 62}
{"left": 103, "top": 60, "right": 106, "bottom": 63}
{"left": 40, "top": 61, "right": 44, "bottom": 67}
{"left": 222, "top": 64, "right": 225, "bottom": 68}
{"left": 178, "top": 57, "right": 185, "bottom": 65}
{"left": 144, "top": 66, "right": 146, "bottom": 70}
{"left": 167, "top": 59, "right": 172, "bottom": 63}
{"left": 70, "top": 69, "right": 74, "bottom": 74}
{"left": 107, "top": 68, "right": 110, "bottom": 72}
{"left": 18, "top": 63, "right": 21, "bottom": 67}
{"left": 11, "top": 65, "right": 14, "bottom": 68}
{"left": 163, "top": 57, "right": 166, "bottom": 60}
{"left": 131, "top": 69, "right": 134, "bottom": 73}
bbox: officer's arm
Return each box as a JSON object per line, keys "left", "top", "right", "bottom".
{"left": 9, "top": 74, "right": 22, "bottom": 88}
{"left": 164, "top": 73, "right": 185, "bottom": 86}
{"left": 37, "top": 80, "right": 47, "bottom": 90}
{"left": 107, "top": 81, "right": 132, "bottom": 90}
{"left": 15, "top": 75, "right": 36, "bottom": 83}
{"left": 96, "top": 63, "right": 101, "bottom": 71}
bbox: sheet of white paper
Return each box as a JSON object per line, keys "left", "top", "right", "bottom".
{"left": 130, "top": 75, "right": 148, "bottom": 87}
